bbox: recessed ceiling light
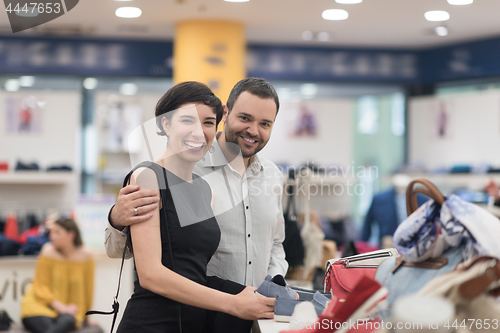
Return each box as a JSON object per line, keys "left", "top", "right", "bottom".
{"left": 322, "top": 9, "right": 349, "bottom": 21}
{"left": 317, "top": 32, "right": 330, "bottom": 42}
{"left": 302, "top": 31, "right": 313, "bottom": 40}
{"left": 5, "top": 79, "right": 20, "bottom": 92}
{"left": 447, "top": 0, "right": 473, "bottom": 5}
{"left": 115, "top": 7, "right": 142, "bottom": 18}
{"left": 425, "top": 11, "right": 450, "bottom": 22}
{"left": 224, "top": 0, "right": 250, "bottom": 2}
{"left": 83, "top": 78, "right": 98, "bottom": 90}
{"left": 19, "top": 76, "right": 35, "bottom": 87}
{"left": 435, "top": 26, "right": 449, "bottom": 36}
{"left": 120, "top": 83, "right": 138, "bottom": 95}
{"left": 335, "top": 0, "right": 362, "bottom": 4}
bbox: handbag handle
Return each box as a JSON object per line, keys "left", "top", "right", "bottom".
{"left": 406, "top": 178, "right": 446, "bottom": 216}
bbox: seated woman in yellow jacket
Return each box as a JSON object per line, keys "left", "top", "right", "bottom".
{"left": 21, "top": 217, "right": 94, "bottom": 333}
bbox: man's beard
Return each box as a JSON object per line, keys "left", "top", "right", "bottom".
{"left": 224, "top": 125, "right": 267, "bottom": 158}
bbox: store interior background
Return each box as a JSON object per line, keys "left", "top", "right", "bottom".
{"left": 1, "top": 0, "right": 500, "bottom": 330}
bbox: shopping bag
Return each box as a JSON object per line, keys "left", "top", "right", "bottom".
{"left": 323, "top": 248, "right": 398, "bottom": 300}
{"left": 374, "top": 246, "right": 463, "bottom": 319}
{"left": 394, "top": 179, "right": 500, "bottom": 263}
{"left": 417, "top": 256, "right": 500, "bottom": 333}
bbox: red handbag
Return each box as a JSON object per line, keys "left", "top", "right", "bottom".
{"left": 323, "top": 249, "right": 398, "bottom": 300}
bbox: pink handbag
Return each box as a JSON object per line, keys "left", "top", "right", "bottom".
{"left": 323, "top": 249, "right": 398, "bottom": 300}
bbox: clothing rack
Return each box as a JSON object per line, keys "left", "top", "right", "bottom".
{"left": 283, "top": 171, "right": 352, "bottom": 220}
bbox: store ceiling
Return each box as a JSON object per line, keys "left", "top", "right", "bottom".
{"left": 1, "top": 0, "right": 500, "bottom": 49}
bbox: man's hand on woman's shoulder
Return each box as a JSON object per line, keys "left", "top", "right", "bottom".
{"left": 109, "top": 184, "right": 160, "bottom": 230}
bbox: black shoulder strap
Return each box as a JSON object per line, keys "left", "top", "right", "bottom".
{"left": 85, "top": 163, "right": 148, "bottom": 333}
{"left": 86, "top": 161, "right": 180, "bottom": 333}
{"left": 85, "top": 232, "right": 129, "bottom": 332}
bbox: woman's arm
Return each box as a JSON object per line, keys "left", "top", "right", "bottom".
{"left": 130, "top": 167, "right": 274, "bottom": 320}
{"left": 32, "top": 245, "right": 56, "bottom": 306}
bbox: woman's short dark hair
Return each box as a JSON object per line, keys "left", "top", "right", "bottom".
{"left": 54, "top": 218, "right": 83, "bottom": 247}
{"left": 155, "top": 81, "right": 224, "bottom": 136}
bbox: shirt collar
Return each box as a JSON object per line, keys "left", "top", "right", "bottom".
{"left": 247, "top": 154, "right": 263, "bottom": 174}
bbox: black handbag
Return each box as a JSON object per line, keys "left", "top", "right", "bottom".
{"left": 0, "top": 310, "right": 13, "bottom": 331}
{"left": 282, "top": 169, "right": 305, "bottom": 267}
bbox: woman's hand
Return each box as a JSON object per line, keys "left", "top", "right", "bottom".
{"left": 229, "top": 287, "right": 275, "bottom": 320}
{"left": 50, "top": 300, "right": 78, "bottom": 316}
{"left": 109, "top": 185, "right": 159, "bottom": 230}
{"left": 63, "top": 303, "right": 79, "bottom": 316}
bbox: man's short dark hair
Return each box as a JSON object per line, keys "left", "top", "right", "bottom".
{"left": 226, "top": 77, "right": 280, "bottom": 116}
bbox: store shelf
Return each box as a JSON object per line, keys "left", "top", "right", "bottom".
{"left": 0, "top": 171, "right": 75, "bottom": 184}
{"left": 402, "top": 173, "right": 500, "bottom": 190}
{"left": 282, "top": 173, "right": 356, "bottom": 186}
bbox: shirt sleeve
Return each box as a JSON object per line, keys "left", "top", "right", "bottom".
{"left": 32, "top": 257, "right": 55, "bottom": 305}
{"left": 105, "top": 217, "right": 133, "bottom": 259}
{"left": 267, "top": 182, "right": 289, "bottom": 277}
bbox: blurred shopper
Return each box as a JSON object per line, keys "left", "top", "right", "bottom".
{"left": 486, "top": 179, "right": 500, "bottom": 207}
{"left": 361, "top": 174, "right": 427, "bottom": 248}
{"left": 21, "top": 218, "right": 96, "bottom": 333}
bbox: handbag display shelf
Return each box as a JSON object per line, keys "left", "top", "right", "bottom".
{"left": 375, "top": 247, "right": 463, "bottom": 319}
{"left": 414, "top": 256, "right": 500, "bottom": 333}
{"left": 323, "top": 248, "right": 398, "bottom": 300}
{"left": 375, "top": 178, "right": 469, "bottom": 319}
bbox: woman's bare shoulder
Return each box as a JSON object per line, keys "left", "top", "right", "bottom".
{"left": 74, "top": 246, "right": 94, "bottom": 261}
{"left": 131, "top": 166, "right": 160, "bottom": 190}
{"left": 39, "top": 243, "right": 59, "bottom": 259}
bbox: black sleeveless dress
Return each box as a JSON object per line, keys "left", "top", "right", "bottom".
{"left": 116, "top": 162, "right": 221, "bottom": 333}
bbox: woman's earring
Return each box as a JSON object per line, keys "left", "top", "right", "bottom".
{"left": 209, "top": 146, "right": 215, "bottom": 153}
{"left": 166, "top": 136, "right": 170, "bottom": 148}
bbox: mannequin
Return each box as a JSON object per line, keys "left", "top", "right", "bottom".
{"left": 361, "top": 174, "right": 426, "bottom": 248}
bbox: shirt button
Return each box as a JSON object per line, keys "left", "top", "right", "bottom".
{"left": 246, "top": 206, "right": 249, "bottom": 209}
{"left": 248, "top": 234, "right": 251, "bottom": 238}
{"left": 249, "top": 261, "right": 252, "bottom": 265}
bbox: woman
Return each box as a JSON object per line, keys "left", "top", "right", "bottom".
{"left": 116, "top": 82, "right": 274, "bottom": 333}
{"left": 21, "top": 217, "right": 95, "bottom": 333}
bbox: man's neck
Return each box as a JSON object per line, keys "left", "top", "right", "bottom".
{"left": 217, "top": 131, "right": 250, "bottom": 175}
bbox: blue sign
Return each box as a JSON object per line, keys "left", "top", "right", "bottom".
{"left": 2, "top": 35, "right": 500, "bottom": 83}
{"left": 0, "top": 36, "right": 172, "bottom": 76}
{"left": 247, "top": 45, "right": 419, "bottom": 83}
{"left": 420, "top": 36, "right": 500, "bottom": 83}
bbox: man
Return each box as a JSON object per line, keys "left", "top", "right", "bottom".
{"left": 105, "top": 77, "right": 287, "bottom": 286}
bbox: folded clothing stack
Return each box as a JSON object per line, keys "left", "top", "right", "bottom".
{"left": 255, "top": 274, "right": 332, "bottom": 322}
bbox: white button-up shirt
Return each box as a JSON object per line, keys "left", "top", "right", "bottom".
{"left": 194, "top": 139, "right": 288, "bottom": 286}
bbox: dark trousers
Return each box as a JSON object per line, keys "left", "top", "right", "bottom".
{"left": 22, "top": 314, "right": 76, "bottom": 333}
{"left": 204, "top": 276, "right": 253, "bottom": 333}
